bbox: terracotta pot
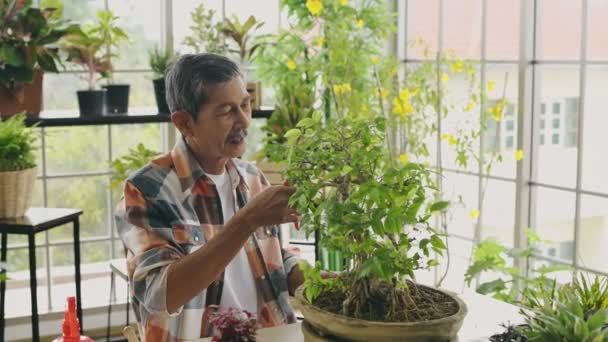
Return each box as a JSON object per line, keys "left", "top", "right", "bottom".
{"left": 295, "top": 284, "right": 468, "bottom": 342}
{"left": 0, "top": 70, "right": 43, "bottom": 118}
{"left": 0, "top": 167, "right": 37, "bottom": 218}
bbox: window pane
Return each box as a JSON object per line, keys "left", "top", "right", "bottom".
{"left": 578, "top": 195, "right": 608, "bottom": 273}
{"left": 582, "top": 65, "right": 608, "bottom": 194}
{"left": 45, "top": 126, "right": 109, "bottom": 174}
{"left": 486, "top": 0, "right": 519, "bottom": 60}
{"left": 485, "top": 64, "right": 519, "bottom": 179}
{"left": 534, "top": 187, "right": 575, "bottom": 263}
{"left": 587, "top": 0, "right": 608, "bottom": 61}
{"left": 173, "top": 0, "right": 224, "bottom": 54}
{"left": 434, "top": 237, "right": 473, "bottom": 292}
{"left": 43, "top": 73, "right": 86, "bottom": 111}
{"left": 47, "top": 177, "right": 110, "bottom": 240}
{"left": 442, "top": 172, "right": 478, "bottom": 239}
{"left": 530, "top": 259, "right": 573, "bottom": 284}
{"left": 535, "top": 66, "right": 579, "bottom": 188}
{"left": 108, "top": 0, "right": 162, "bottom": 70}
{"left": 537, "top": 0, "right": 582, "bottom": 60}
{"left": 442, "top": 0, "right": 482, "bottom": 59}
{"left": 406, "top": 0, "right": 439, "bottom": 59}
{"left": 482, "top": 180, "right": 515, "bottom": 247}
{"left": 111, "top": 123, "right": 162, "bottom": 158}
{"left": 60, "top": 0, "right": 104, "bottom": 22}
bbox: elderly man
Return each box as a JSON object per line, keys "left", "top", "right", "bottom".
{"left": 115, "top": 53, "right": 304, "bottom": 341}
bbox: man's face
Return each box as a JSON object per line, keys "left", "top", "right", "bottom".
{"left": 190, "top": 77, "right": 251, "bottom": 161}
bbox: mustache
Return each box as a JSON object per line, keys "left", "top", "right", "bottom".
{"left": 227, "top": 130, "right": 248, "bottom": 139}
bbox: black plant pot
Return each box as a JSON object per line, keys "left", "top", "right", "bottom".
{"left": 102, "top": 84, "right": 130, "bottom": 114}
{"left": 153, "top": 78, "right": 170, "bottom": 115}
{"left": 77, "top": 90, "right": 106, "bottom": 116}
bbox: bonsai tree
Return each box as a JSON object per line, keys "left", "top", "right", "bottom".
{"left": 285, "top": 112, "right": 456, "bottom": 321}
{"left": 0, "top": 0, "right": 78, "bottom": 106}
{"left": 183, "top": 3, "right": 227, "bottom": 54}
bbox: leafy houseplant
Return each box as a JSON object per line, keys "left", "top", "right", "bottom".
{"left": 92, "top": 10, "right": 129, "bottom": 114}
{"left": 0, "top": 113, "right": 38, "bottom": 218}
{"left": 0, "top": 0, "right": 78, "bottom": 117}
{"left": 110, "top": 143, "right": 158, "bottom": 192}
{"left": 183, "top": 3, "right": 227, "bottom": 55}
{"left": 148, "top": 46, "right": 179, "bottom": 115}
{"left": 208, "top": 305, "right": 257, "bottom": 342}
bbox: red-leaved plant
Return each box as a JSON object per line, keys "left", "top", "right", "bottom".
{"left": 208, "top": 305, "right": 258, "bottom": 342}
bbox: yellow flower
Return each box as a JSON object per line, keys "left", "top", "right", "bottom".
{"left": 448, "top": 135, "right": 457, "bottom": 145}
{"left": 372, "top": 56, "right": 380, "bottom": 65}
{"left": 392, "top": 97, "right": 404, "bottom": 115}
{"left": 333, "top": 83, "right": 351, "bottom": 95}
{"left": 441, "top": 73, "right": 449, "bottom": 83}
{"left": 306, "top": 0, "right": 323, "bottom": 15}
{"left": 342, "top": 83, "right": 351, "bottom": 92}
{"left": 356, "top": 19, "right": 364, "bottom": 28}
{"left": 317, "top": 36, "right": 325, "bottom": 47}
{"left": 399, "top": 89, "right": 410, "bottom": 102}
{"left": 464, "top": 100, "right": 476, "bottom": 112}
{"left": 286, "top": 59, "right": 296, "bottom": 70}
{"left": 399, "top": 154, "right": 409, "bottom": 164}
{"left": 515, "top": 149, "right": 524, "bottom": 161}
{"left": 404, "top": 102, "right": 414, "bottom": 114}
{"left": 441, "top": 133, "right": 450, "bottom": 140}
{"left": 490, "top": 101, "right": 505, "bottom": 121}
{"left": 470, "top": 209, "right": 480, "bottom": 220}
{"left": 450, "top": 61, "right": 463, "bottom": 73}
{"left": 487, "top": 81, "right": 495, "bottom": 92}
{"left": 333, "top": 84, "right": 342, "bottom": 95}
{"left": 339, "top": 0, "right": 348, "bottom": 5}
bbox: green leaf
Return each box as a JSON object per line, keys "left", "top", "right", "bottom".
{"left": 477, "top": 279, "right": 507, "bottom": 295}
{"left": 1, "top": 46, "right": 25, "bottom": 66}
{"left": 430, "top": 235, "right": 446, "bottom": 251}
{"left": 283, "top": 128, "right": 301, "bottom": 145}
{"left": 430, "top": 200, "right": 450, "bottom": 212}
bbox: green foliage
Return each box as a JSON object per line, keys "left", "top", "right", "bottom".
{"left": 148, "top": 46, "right": 179, "bottom": 79}
{"left": 465, "top": 229, "right": 569, "bottom": 304}
{"left": 110, "top": 143, "right": 158, "bottom": 190}
{"left": 286, "top": 113, "right": 446, "bottom": 300}
{"left": 0, "top": 0, "right": 79, "bottom": 89}
{"left": 520, "top": 276, "right": 608, "bottom": 341}
{"left": 183, "top": 3, "right": 227, "bottom": 55}
{"left": 221, "top": 15, "right": 266, "bottom": 63}
{"left": 59, "top": 10, "right": 127, "bottom": 89}
{"left": 0, "top": 113, "right": 37, "bottom": 172}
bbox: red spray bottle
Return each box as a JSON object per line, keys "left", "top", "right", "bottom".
{"left": 52, "top": 296, "right": 93, "bottom": 342}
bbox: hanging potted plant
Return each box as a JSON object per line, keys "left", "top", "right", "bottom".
{"left": 59, "top": 27, "right": 111, "bottom": 116}
{"left": 93, "top": 10, "right": 129, "bottom": 114}
{"left": 148, "top": 46, "right": 178, "bottom": 115}
{"left": 0, "top": 113, "right": 38, "bottom": 218}
{"left": 0, "top": 0, "right": 78, "bottom": 118}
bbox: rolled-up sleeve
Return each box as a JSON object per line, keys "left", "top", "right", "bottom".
{"left": 116, "top": 181, "right": 185, "bottom": 316}
{"left": 281, "top": 247, "right": 300, "bottom": 276}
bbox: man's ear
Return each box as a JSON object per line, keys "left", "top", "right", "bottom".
{"left": 171, "top": 111, "right": 194, "bottom": 137}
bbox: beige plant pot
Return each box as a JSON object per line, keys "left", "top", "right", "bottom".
{"left": 0, "top": 167, "right": 37, "bottom": 218}
{"left": 295, "top": 284, "right": 467, "bottom": 342}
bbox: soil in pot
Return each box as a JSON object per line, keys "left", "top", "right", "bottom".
{"left": 313, "top": 279, "right": 459, "bottom": 323}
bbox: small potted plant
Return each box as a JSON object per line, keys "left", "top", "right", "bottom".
{"left": 148, "top": 46, "right": 179, "bottom": 115}
{"left": 93, "top": 10, "right": 129, "bottom": 114}
{"left": 60, "top": 28, "right": 111, "bottom": 116}
{"left": 0, "top": 0, "right": 78, "bottom": 117}
{"left": 208, "top": 305, "right": 257, "bottom": 342}
{"left": 0, "top": 113, "right": 38, "bottom": 218}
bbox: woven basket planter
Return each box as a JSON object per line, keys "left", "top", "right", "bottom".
{"left": 0, "top": 167, "right": 37, "bottom": 218}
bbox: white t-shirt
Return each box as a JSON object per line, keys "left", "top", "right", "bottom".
{"left": 205, "top": 170, "right": 258, "bottom": 314}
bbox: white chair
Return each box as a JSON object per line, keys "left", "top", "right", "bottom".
{"left": 106, "top": 258, "right": 130, "bottom": 341}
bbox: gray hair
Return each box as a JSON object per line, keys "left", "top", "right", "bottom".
{"left": 165, "top": 53, "right": 242, "bottom": 120}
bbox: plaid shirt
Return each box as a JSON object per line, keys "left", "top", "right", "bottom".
{"left": 115, "top": 138, "right": 298, "bottom": 341}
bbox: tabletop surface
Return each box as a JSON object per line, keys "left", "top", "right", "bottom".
{"left": 193, "top": 288, "right": 523, "bottom": 341}
{"left": 0, "top": 208, "right": 82, "bottom": 229}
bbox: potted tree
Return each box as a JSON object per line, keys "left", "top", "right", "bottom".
{"left": 60, "top": 27, "right": 111, "bottom": 116}
{"left": 0, "top": 0, "right": 78, "bottom": 117}
{"left": 0, "top": 113, "right": 38, "bottom": 218}
{"left": 93, "top": 10, "right": 129, "bottom": 114}
{"left": 148, "top": 46, "right": 178, "bottom": 115}
{"left": 286, "top": 112, "right": 467, "bottom": 341}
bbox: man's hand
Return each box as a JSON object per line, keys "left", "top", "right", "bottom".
{"left": 240, "top": 185, "right": 299, "bottom": 229}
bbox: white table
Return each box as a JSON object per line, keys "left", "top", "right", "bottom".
{"left": 196, "top": 289, "right": 523, "bottom": 341}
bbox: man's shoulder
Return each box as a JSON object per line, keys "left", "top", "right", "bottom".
{"left": 233, "top": 158, "right": 263, "bottom": 178}
{"left": 127, "top": 152, "right": 178, "bottom": 198}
